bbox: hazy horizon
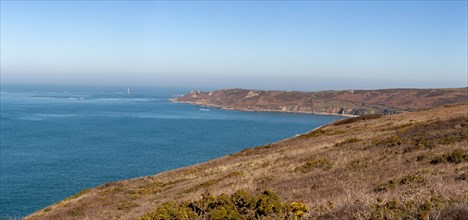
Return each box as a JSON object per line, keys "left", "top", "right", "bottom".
{"left": 1, "top": 1, "right": 467, "bottom": 90}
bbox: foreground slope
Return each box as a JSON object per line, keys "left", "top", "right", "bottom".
{"left": 174, "top": 88, "right": 467, "bottom": 116}
{"left": 27, "top": 104, "right": 467, "bottom": 219}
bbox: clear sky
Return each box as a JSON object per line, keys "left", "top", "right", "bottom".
{"left": 1, "top": 1, "right": 467, "bottom": 91}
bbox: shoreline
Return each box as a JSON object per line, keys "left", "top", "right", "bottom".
{"left": 25, "top": 103, "right": 468, "bottom": 219}
{"left": 169, "top": 98, "right": 357, "bottom": 117}
{"left": 27, "top": 100, "right": 354, "bottom": 219}
{"left": 25, "top": 99, "right": 353, "bottom": 219}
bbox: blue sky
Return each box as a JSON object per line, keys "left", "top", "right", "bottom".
{"left": 1, "top": 1, "right": 467, "bottom": 90}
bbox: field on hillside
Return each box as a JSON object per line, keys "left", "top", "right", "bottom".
{"left": 27, "top": 104, "right": 468, "bottom": 219}
{"left": 175, "top": 88, "right": 467, "bottom": 116}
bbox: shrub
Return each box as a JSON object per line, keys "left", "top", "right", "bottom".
{"left": 234, "top": 145, "right": 272, "bottom": 156}
{"left": 374, "top": 175, "right": 425, "bottom": 192}
{"left": 254, "top": 190, "right": 287, "bottom": 217}
{"left": 437, "top": 203, "right": 468, "bottom": 219}
{"left": 445, "top": 149, "right": 468, "bottom": 163}
{"left": 290, "top": 202, "right": 309, "bottom": 218}
{"left": 298, "top": 129, "right": 328, "bottom": 138}
{"left": 118, "top": 202, "right": 139, "bottom": 211}
{"left": 67, "top": 206, "right": 86, "bottom": 217}
{"left": 418, "top": 201, "right": 433, "bottom": 220}
{"left": 369, "top": 199, "right": 417, "bottom": 219}
{"left": 374, "top": 117, "right": 467, "bottom": 152}
{"left": 430, "top": 149, "right": 468, "bottom": 164}
{"left": 334, "top": 137, "right": 361, "bottom": 147}
{"left": 401, "top": 117, "right": 467, "bottom": 151}
{"left": 386, "top": 135, "right": 402, "bottom": 147}
{"left": 138, "top": 190, "right": 308, "bottom": 219}
{"left": 348, "top": 158, "right": 371, "bottom": 170}
{"left": 232, "top": 190, "right": 256, "bottom": 215}
{"left": 455, "top": 172, "right": 468, "bottom": 181}
{"left": 295, "top": 158, "right": 333, "bottom": 173}
{"left": 129, "top": 181, "right": 164, "bottom": 195}
{"left": 332, "top": 114, "right": 383, "bottom": 126}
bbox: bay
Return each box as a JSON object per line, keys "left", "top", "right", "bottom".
{"left": 0, "top": 85, "right": 343, "bottom": 218}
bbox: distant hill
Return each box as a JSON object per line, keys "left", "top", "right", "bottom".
{"left": 26, "top": 103, "right": 468, "bottom": 219}
{"left": 173, "top": 88, "right": 467, "bottom": 116}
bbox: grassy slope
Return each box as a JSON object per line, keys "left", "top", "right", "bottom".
{"left": 26, "top": 104, "right": 468, "bottom": 219}
{"left": 175, "top": 88, "right": 467, "bottom": 115}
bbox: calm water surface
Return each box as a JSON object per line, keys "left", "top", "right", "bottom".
{"left": 0, "top": 86, "right": 343, "bottom": 217}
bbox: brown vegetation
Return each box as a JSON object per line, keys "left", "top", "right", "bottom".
{"left": 26, "top": 103, "right": 468, "bottom": 219}
{"left": 174, "top": 88, "right": 467, "bottom": 116}
{"left": 138, "top": 190, "right": 309, "bottom": 220}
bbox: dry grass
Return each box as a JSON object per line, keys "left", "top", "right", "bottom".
{"left": 25, "top": 103, "right": 468, "bottom": 219}
{"left": 175, "top": 88, "right": 467, "bottom": 116}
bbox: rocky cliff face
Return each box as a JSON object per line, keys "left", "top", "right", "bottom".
{"left": 173, "top": 88, "right": 467, "bottom": 116}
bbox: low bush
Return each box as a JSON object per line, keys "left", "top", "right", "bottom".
{"left": 298, "top": 129, "right": 328, "bottom": 138}
{"left": 299, "top": 129, "right": 345, "bottom": 139}
{"left": 118, "top": 202, "right": 139, "bottom": 211}
{"left": 374, "top": 175, "right": 425, "bottom": 192}
{"left": 332, "top": 114, "right": 383, "bottom": 126}
{"left": 369, "top": 199, "right": 432, "bottom": 219}
{"left": 348, "top": 158, "right": 371, "bottom": 170}
{"left": 374, "top": 117, "right": 467, "bottom": 152}
{"left": 234, "top": 145, "right": 272, "bottom": 156}
{"left": 430, "top": 148, "right": 468, "bottom": 164}
{"left": 455, "top": 172, "right": 468, "bottom": 181}
{"left": 129, "top": 181, "right": 164, "bottom": 195}
{"left": 334, "top": 137, "right": 361, "bottom": 147}
{"left": 138, "top": 190, "right": 309, "bottom": 220}
{"left": 376, "top": 135, "right": 402, "bottom": 148}
{"left": 295, "top": 158, "right": 333, "bottom": 173}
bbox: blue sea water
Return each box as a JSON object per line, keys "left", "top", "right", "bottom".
{"left": 0, "top": 85, "right": 343, "bottom": 218}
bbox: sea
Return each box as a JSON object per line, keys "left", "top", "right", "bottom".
{"left": 0, "top": 85, "right": 343, "bottom": 218}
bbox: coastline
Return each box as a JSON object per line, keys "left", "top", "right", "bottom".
{"left": 169, "top": 98, "right": 357, "bottom": 117}
{"left": 25, "top": 103, "right": 468, "bottom": 219}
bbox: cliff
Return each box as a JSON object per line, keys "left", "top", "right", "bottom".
{"left": 26, "top": 103, "right": 468, "bottom": 219}
{"left": 173, "top": 88, "right": 467, "bottom": 116}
